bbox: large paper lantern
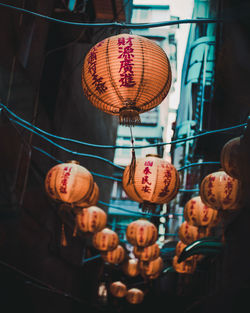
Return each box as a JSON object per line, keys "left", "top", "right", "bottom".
{"left": 110, "top": 281, "right": 127, "bottom": 298}
{"left": 76, "top": 205, "right": 107, "bottom": 233}
{"left": 133, "top": 242, "right": 160, "bottom": 262}
{"left": 122, "top": 258, "right": 140, "bottom": 277}
{"left": 122, "top": 154, "right": 180, "bottom": 211}
{"left": 184, "top": 196, "right": 220, "bottom": 228}
{"left": 200, "top": 170, "right": 242, "bottom": 211}
{"left": 101, "top": 245, "right": 125, "bottom": 264}
{"left": 172, "top": 256, "right": 197, "bottom": 274}
{"left": 92, "top": 228, "right": 119, "bottom": 251}
{"left": 139, "top": 256, "right": 163, "bottom": 277}
{"left": 126, "top": 219, "right": 158, "bottom": 247}
{"left": 126, "top": 288, "right": 144, "bottom": 304}
{"left": 82, "top": 33, "right": 172, "bottom": 126}
{"left": 74, "top": 182, "right": 99, "bottom": 208}
{"left": 45, "top": 160, "right": 94, "bottom": 204}
{"left": 178, "top": 221, "right": 211, "bottom": 245}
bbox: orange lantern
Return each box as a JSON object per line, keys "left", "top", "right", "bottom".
{"left": 101, "top": 245, "right": 126, "bottom": 264}
{"left": 200, "top": 170, "right": 242, "bottom": 211}
{"left": 92, "top": 228, "right": 119, "bottom": 251}
{"left": 139, "top": 256, "right": 163, "bottom": 277}
{"left": 82, "top": 34, "right": 171, "bottom": 126}
{"left": 109, "top": 281, "right": 127, "bottom": 298}
{"left": 76, "top": 205, "right": 107, "bottom": 233}
{"left": 184, "top": 196, "right": 220, "bottom": 228}
{"left": 126, "top": 288, "right": 144, "bottom": 304}
{"left": 75, "top": 182, "right": 99, "bottom": 208}
{"left": 178, "top": 221, "right": 211, "bottom": 245}
{"left": 122, "top": 258, "right": 140, "bottom": 277}
{"left": 172, "top": 255, "right": 197, "bottom": 274}
{"left": 122, "top": 154, "right": 180, "bottom": 211}
{"left": 126, "top": 219, "right": 158, "bottom": 248}
{"left": 133, "top": 242, "right": 160, "bottom": 262}
{"left": 45, "top": 160, "right": 94, "bottom": 204}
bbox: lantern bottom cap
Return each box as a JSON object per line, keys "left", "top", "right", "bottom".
{"left": 119, "top": 109, "right": 141, "bottom": 126}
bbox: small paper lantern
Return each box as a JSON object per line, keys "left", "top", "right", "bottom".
{"left": 178, "top": 221, "right": 211, "bottom": 245}
{"left": 200, "top": 170, "right": 242, "bottom": 211}
{"left": 184, "top": 196, "right": 220, "bottom": 227}
{"left": 122, "top": 154, "right": 180, "bottom": 210}
{"left": 101, "top": 245, "right": 126, "bottom": 264}
{"left": 82, "top": 34, "right": 172, "bottom": 126}
{"left": 74, "top": 182, "right": 99, "bottom": 208}
{"left": 133, "top": 243, "right": 160, "bottom": 262}
{"left": 172, "top": 255, "right": 197, "bottom": 274}
{"left": 110, "top": 281, "right": 127, "bottom": 298}
{"left": 139, "top": 256, "right": 163, "bottom": 277}
{"left": 126, "top": 288, "right": 144, "bottom": 304}
{"left": 45, "top": 160, "right": 94, "bottom": 204}
{"left": 126, "top": 219, "right": 158, "bottom": 248}
{"left": 122, "top": 258, "right": 140, "bottom": 277}
{"left": 76, "top": 205, "right": 107, "bottom": 233}
{"left": 92, "top": 228, "right": 119, "bottom": 251}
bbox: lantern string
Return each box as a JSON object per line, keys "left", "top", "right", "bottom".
{"left": 128, "top": 125, "right": 136, "bottom": 184}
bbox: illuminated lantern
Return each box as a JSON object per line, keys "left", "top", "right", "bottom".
{"left": 178, "top": 221, "right": 211, "bottom": 245}
{"left": 220, "top": 137, "right": 241, "bottom": 179}
{"left": 126, "top": 219, "right": 158, "bottom": 248}
{"left": 184, "top": 196, "right": 220, "bottom": 228}
{"left": 122, "top": 154, "right": 180, "bottom": 211}
{"left": 139, "top": 256, "right": 163, "bottom": 277}
{"left": 45, "top": 160, "right": 94, "bottom": 204}
{"left": 101, "top": 245, "right": 126, "bottom": 264}
{"left": 82, "top": 33, "right": 172, "bottom": 126}
{"left": 75, "top": 182, "right": 99, "bottom": 208}
{"left": 133, "top": 243, "right": 160, "bottom": 262}
{"left": 92, "top": 228, "right": 119, "bottom": 251}
{"left": 126, "top": 288, "right": 144, "bottom": 304}
{"left": 172, "top": 255, "right": 196, "bottom": 274}
{"left": 122, "top": 258, "right": 140, "bottom": 277}
{"left": 200, "top": 170, "right": 242, "bottom": 211}
{"left": 110, "top": 281, "right": 127, "bottom": 298}
{"left": 76, "top": 206, "right": 107, "bottom": 233}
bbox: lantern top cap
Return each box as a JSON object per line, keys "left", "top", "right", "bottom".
{"left": 146, "top": 154, "right": 161, "bottom": 158}
{"left": 66, "top": 160, "right": 80, "bottom": 165}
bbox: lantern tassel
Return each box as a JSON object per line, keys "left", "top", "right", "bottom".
{"left": 61, "top": 223, "right": 67, "bottom": 247}
{"left": 128, "top": 148, "right": 136, "bottom": 185}
{"left": 73, "top": 218, "right": 78, "bottom": 237}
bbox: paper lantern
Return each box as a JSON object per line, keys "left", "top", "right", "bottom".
{"left": 110, "top": 281, "right": 127, "bottom": 298}
{"left": 133, "top": 242, "right": 160, "bottom": 262}
{"left": 92, "top": 228, "right": 119, "bottom": 251}
{"left": 139, "top": 256, "right": 163, "bottom": 277}
{"left": 76, "top": 205, "right": 107, "bottom": 233}
{"left": 122, "top": 258, "right": 140, "bottom": 277}
{"left": 82, "top": 33, "right": 172, "bottom": 126}
{"left": 74, "top": 182, "right": 99, "bottom": 208}
{"left": 101, "top": 245, "right": 125, "bottom": 264}
{"left": 126, "top": 288, "right": 144, "bottom": 304}
{"left": 172, "top": 256, "right": 197, "bottom": 274}
{"left": 126, "top": 219, "right": 158, "bottom": 247}
{"left": 220, "top": 136, "right": 241, "bottom": 179}
{"left": 178, "top": 221, "right": 211, "bottom": 245}
{"left": 45, "top": 160, "right": 94, "bottom": 204}
{"left": 122, "top": 154, "right": 180, "bottom": 211}
{"left": 184, "top": 196, "right": 220, "bottom": 227}
{"left": 200, "top": 170, "right": 242, "bottom": 210}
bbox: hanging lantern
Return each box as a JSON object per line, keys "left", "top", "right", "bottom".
{"left": 139, "top": 256, "right": 163, "bottom": 277}
{"left": 76, "top": 205, "right": 107, "bottom": 233}
{"left": 126, "top": 219, "right": 158, "bottom": 248}
{"left": 74, "top": 182, "right": 99, "bottom": 208}
{"left": 122, "top": 154, "right": 180, "bottom": 212}
{"left": 200, "top": 170, "right": 242, "bottom": 211}
{"left": 92, "top": 228, "right": 119, "bottom": 251}
{"left": 101, "top": 245, "right": 126, "bottom": 264}
{"left": 126, "top": 288, "right": 144, "bottom": 304}
{"left": 133, "top": 242, "right": 160, "bottom": 262}
{"left": 109, "top": 281, "right": 127, "bottom": 298}
{"left": 178, "top": 221, "right": 211, "bottom": 245}
{"left": 172, "top": 255, "right": 197, "bottom": 274}
{"left": 184, "top": 196, "right": 221, "bottom": 228}
{"left": 175, "top": 240, "right": 203, "bottom": 262}
{"left": 82, "top": 33, "right": 172, "bottom": 126}
{"left": 122, "top": 258, "right": 140, "bottom": 277}
{"left": 45, "top": 160, "right": 94, "bottom": 204}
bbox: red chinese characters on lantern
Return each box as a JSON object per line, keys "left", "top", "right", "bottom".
{"left": 202, "top": 206, "right": 209, "bottom": 222}
{"left": 118, "top": 37, "right": 136, "bottom": 88}
{"left": 223, "top": 178, "right": 233, "bottom": 205}
{"left": 158, "top": 164, "right": 172, "bottom": 197}
{"left": 207, "top": 176, "right": 216, "bottom": 203}
{"left": 60, "top": 167, "right": 72, "bottom": 194}
{"left": 141, "top": 161, "right": 153, "bottom": 193}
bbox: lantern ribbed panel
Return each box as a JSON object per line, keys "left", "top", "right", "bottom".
{"left": 82, "top": 34, "right": 171, "bottom": 116}
{"left": 126, "top": 219, "right": 158, "bottom": 247}
{"left": 92, "top": 228, "right": 119, "bottom": 251}
{"left": 184, "top": 196, "right": 220, "bottom": 227}
{"left": 110, "top": 281, "right": 127, "bottom": 298}
{"left": 126, "top": 288, "right": 144, "bottom": 304}
{"left": 172, "top": 256, "right": 197, "bottom": 274}
{"left": 139, "top": 256, "right": 163, "bottom": 276}
{"left": 220, "top": 137, "right": 241, "bottom": 179}
{"left": 133, "top": 243, "right": 160, "bottom": 261}
{"left": 76, "top": 206, "right": 107, "bottom": 233}
{"left": 75, "top": 182, "right": 99, "bottom": 208}
{"left": 200, "top": 170, "right": 242, "bottom": 210}
{"left": 45, "top": 162, "right": 94, "bottom": 203}
{"left": 122, "top": 155, "right": 180, "bottom": 204}
{"left": 122, "top": 258, "right": 140, "bottom": 277}
{"left": 178, "top": 221, "right": 211, "bottom": 245}
{"left": 101, "top": 245, "right": 125, "bottom": 264}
